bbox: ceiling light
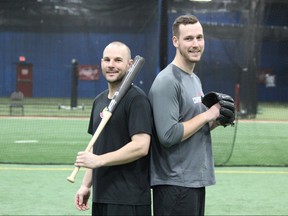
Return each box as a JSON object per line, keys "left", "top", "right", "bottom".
{"left": 189, "top": 0, "right": 212, "bottom": 2}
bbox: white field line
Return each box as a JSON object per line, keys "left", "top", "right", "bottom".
{"left": 0, "top": 167, "right": 287, "bottom": 174}
{"left": 14, "top": 140, "right": 39, "bottom": 143}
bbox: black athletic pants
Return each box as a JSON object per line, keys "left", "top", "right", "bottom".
{"left": 152, "top": 185, "right": 205, "bottom": 216}
{"left": 92, "top": 202, "right": 151, "bottom": 216}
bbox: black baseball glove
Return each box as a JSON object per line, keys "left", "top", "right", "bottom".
{"left": 202, "top": 91, "right": 235, "bottom": 127}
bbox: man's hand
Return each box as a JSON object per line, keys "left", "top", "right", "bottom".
{"left": 74, "top": 186, "right": 91, "bottom": 211}
{"left": 202, "top": 91, "right": 235, "bottom": 127}
{"left": 75, "top": 151, "right": 102, "bottom": 169}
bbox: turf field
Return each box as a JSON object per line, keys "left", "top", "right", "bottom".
{"left": 0, "top": 117, "right": 287, "bottom": 166}
{"left": 0, "top": 100, "right": 287, "bottom": 215}
{"left": 0, "top": 165, "right": 287, "bottom": 215}
{"left": 0, "top": 117, "right": 90, "bottom": 164}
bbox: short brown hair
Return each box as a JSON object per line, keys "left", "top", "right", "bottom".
{"left": 172, "top": 15, "right": 199, "bottom": 37}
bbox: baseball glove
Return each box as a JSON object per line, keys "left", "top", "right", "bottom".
{"left": 202, "top": 91, "right": 235, "bottom": 127}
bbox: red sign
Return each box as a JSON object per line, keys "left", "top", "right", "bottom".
{"left": 78, "top": 65, "right": 100, "bottom": 80}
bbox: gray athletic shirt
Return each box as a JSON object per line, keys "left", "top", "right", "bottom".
{"left": 149, "top": 64, "right": 215, "bottom": 188}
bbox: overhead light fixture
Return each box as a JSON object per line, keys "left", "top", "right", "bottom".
{"left": 189, "top": 0, "right": 212, "bottom": 2}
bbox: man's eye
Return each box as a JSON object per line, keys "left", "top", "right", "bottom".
{"left": 197, "top": 36, "right": 203, "bottom": 40}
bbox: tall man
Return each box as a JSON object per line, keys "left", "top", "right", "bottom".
{"left": 149, "top": 15, "right": 221, "bottom": 216}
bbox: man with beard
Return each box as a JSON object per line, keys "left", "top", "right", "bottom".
{"left": 74, "top": 41, "right": 153, "bottom": 216}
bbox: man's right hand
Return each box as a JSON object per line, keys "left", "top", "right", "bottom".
{"left": 74, "top": 186, "right": 91, "bottom": 211}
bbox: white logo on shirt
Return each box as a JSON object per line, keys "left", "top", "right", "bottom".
{"left": 193, "top": 96, "right": 202, "bottom": 104}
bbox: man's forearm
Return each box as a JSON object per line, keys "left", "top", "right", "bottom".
{"left": 81, "top": 169, "right": 92, "bottom": 188}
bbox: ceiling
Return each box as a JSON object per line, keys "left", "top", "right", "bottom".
{"left": 0, "top": 0, "right": 287, "bottom": 38}
{"left": 0, "top": 0, "right": 158, "bottom": 32}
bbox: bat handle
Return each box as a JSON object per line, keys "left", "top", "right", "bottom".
{"left": 67, "top": 166, "right": 80, "bottom": 183}
{"left": 67, "top": 109, "right": 112, "bottom": 183}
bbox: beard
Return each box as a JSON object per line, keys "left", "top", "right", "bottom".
{"left": 108, "top": 78, "right": 122, "bottom": 85}
{"left": 105, "top": 72, "right": 126, "bottom": 85}
{"left": 179, "top": 47, "right": 203, "bottom": 64}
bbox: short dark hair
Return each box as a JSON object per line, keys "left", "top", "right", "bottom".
{"left": 172, "top": 15, "right": 199, "bottom": 37}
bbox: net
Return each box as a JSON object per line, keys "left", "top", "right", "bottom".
{"left": 0, "top": 0, "right": 287, "bottom": 166}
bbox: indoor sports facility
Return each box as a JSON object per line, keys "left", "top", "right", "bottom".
{"left": 0, "top": 0, "right": 287, "bottom": 215}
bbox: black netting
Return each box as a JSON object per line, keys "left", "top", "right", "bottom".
{"left": 0, "top": 0, "right": 287, "bottom": 166}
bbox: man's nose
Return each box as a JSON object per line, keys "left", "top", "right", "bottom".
{"left": 108, "top": 60, "right": 115, "bottom": 67}
{"left": 191, "top": 38, "right": 199, "bottom": 46}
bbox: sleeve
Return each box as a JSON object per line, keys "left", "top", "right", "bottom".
{"left": 87, "top": 100, "right": 96, "bottom": 135}
{"left": 148, "top": 77, "right": 184, "bottom": 148}
{"left": 128, "top": 94, "right": 153, "bottom": 137}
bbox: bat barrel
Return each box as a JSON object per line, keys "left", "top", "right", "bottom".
{"left": 108, "top": 55, "right": 145, "bottom": 113}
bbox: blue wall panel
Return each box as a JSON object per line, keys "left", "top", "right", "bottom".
{"left": 0, "top": 31, "right": 156, "bottom": 98}
{"left": 0, "top": 4, "right": 287, "bottom": 102}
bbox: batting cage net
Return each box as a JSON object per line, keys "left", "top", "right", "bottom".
{"left": 0, "top": 0, "right": 287, "bottom": 166}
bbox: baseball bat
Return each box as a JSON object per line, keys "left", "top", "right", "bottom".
{"left": 67, "top": 55, "right": 145, "bottom": 183}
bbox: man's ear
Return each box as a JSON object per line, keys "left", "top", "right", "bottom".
{"left": 128, "top": 59, "right": 134, "bottom": 67}
{"left": 172, "top": 36, "right": 179, "bottom": 48}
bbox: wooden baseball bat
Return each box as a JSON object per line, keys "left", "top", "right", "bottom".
{"left": 67, "top": 55, "right": 145, "bottom": 183}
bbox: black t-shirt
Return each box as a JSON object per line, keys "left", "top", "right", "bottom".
{"left": 88, "top": 85, "right": 152, "bottom": 205}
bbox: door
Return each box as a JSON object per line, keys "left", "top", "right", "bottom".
{"left": 16, "top": 63, "right": 33, "bottom": 97}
